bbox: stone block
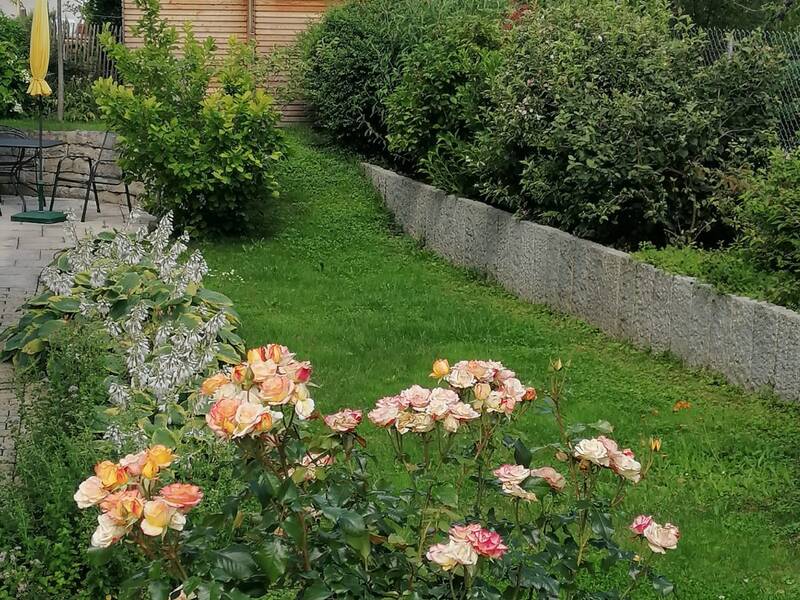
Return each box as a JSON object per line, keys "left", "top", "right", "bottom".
{"left": 494, "top": 217, "right": 537, "bottom": 301}
{"left": 773, "top": 306, "right": 800, "bottom": 401}
{"left": 668, "top": 275, "right": 696, "bottom": 363}
{"left": 750, "top": 301, "right": 781, "bottom": 390}
{"left": 570, "top": 239, "right": 625, "bottom": 333}
{"left": 649, "top": 268, "right": 673, "bottom": 354}
{"left": 618, "top": 261, "right": 655, "bottom": 349}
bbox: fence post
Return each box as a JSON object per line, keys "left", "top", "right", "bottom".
{"left": 56, "top": 0, "right": 64, "bottom": 121}
{"left": 727, "top": 33, "right": 735, "bottom": 58}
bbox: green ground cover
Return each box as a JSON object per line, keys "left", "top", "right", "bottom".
{"left": 635, "top": 245, "right": 800, "bottom": 311}
{"left": 199, "top": 128, "right": 800, "bottom": 599}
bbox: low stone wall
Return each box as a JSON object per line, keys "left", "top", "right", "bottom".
{"left": 0, "top": 130, "right": 143, "bottom": 207}
{"left": 363, "top": 163, "right": 800, "bottom": 402}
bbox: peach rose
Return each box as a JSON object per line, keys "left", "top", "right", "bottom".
{"left": 292, "top": 383, "right": 315, "bottom": 420}
{"left": 502, "top": 378, "right": 526, "bottom": 403}
{"left": 630, "top": 515, "right": 654, "bottom": 535}
{"left": 501, "top": 482, "right": 537, "bottom": 502}
{"left": 430, "top": 358, "right": 450, "bottom": 379}
{"left": 426, "top": 388, "right": 459, "bottom": 419}
{"left": 159, "top": 483, "right": 203, "bottom": 512}
{"left": 231, "top": 364, "right": 249, "bottom": 385}
{"left": 95, "top": 460, "right": 128, "bottom": 489}
{"left": 446, "top": 365, "right": 477, "bottom": 389}
{"left": 201, "top": 372, "right": 229, "bottom": 396}
{"left": 529, "top": 466, "right": 566, "bottom": 492}
{"left": 232, "top": 402, "right": 267, "bottom": 438}
{"left": 206, "top": 395, "right": 242, "bottom": 438}
{"left": 324, "top": 409, "right": 363, "bottom": 433}
{"left": 442, "top": 402, "right": 480, "bottom": 432}
{"left": 610, "top": 451, "right": 641, "bottom": 483}
{"left": 368, "top": 404, "right": 402, "bottom": 428}
{"left": 493, "top": 464, "right": 531, "bottom": 486}
{"left": 449, "top": 523, "right": 483, "bottom": 542}
{"left": 260, "top": 375, "right": 294, "bottom": 405}
{"left": 473, "top": 382, "right": 491, "bottom": 401}
{"left": 402, "top": 385, "right": 432, "bottom": 411}
{"left": 101, "top": 489, "right": 144, "bottom": 526}
{"left": 396, "top": 411, "right": 435, "bottom": 434}
{"left": 284, "top": 360, "right": 312, "bottom": 383}
{"left": 643, "top": 522, "right": 680, "bottom": 554}
{"left": 74, "top": 476, "right": 110, "bottom": 508}
{"left": 120, "top": 450, "right": 148, "bottom": 476}
{"left": 251, "top": 359, "right": 278, "bottom": 383}
{"left": 91, "top": 512, "right": 129, "bottom": 548}
{"left": 426, "top": 540, "right": 478, "bottom": 570}
{"left": 247, "top": 347, "right": 268, "bottom": 364}
{"left": 573, "top": 438, "right": 610, "bottom": 467}
{"left": 141, "top": 498, "right": 186, "bottom": 537}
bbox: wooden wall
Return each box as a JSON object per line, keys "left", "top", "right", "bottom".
{"left": 122, "top": 0, "right": 338, "bottom": 121}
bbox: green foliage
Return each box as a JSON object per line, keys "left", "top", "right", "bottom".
{"left": 81, "top": 0, "right": 123, "bottom": 25}
{"left": 385, "top": 15, "right": 502, "bottom": 194}
{"left": 298, "top": 0, "right": 507, "bottom": 156}
{"left": 676, "top": 0, "right": 800, "bottom": 29}
{"left": 0, "top": 324, "right": 134, "bottom": 599}
{"left": 474, "top": 0, "right": 783, "bottom": 248}
{"left": 0, "top": 13, "right": 27, "bottom": 117}
{"left": 738, "top": 149, "right": 800, "bottom": 292}
{"left": 94, "top": 0, "right": 286, "bottom": 235}
{"left": 0, "top": 226, "right": 242, "bottom": 373}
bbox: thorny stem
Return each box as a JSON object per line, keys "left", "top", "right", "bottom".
{"left": 298, "top": 510, "right": 311, "bottom": 572}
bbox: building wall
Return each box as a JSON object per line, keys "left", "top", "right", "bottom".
{"left": 122, "top": 0, "right": 338, "bottom": 121}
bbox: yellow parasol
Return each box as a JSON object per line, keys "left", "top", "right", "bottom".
{"left": 11, "top": 0, "right": 66, "bottom": 222}
{"left": 27, "top": 0, "right": 52, "bottom": 97}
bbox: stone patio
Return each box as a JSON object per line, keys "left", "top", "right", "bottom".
{"left": 0, "top": 196, "right": 129, "bottom": 474}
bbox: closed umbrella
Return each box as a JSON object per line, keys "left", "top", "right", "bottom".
{"left": 12, "top": 0, "right": 66, "bottom": 223}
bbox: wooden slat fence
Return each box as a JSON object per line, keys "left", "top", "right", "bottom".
{"left": 58, "top": 19, "right": 122, "bottom": 80}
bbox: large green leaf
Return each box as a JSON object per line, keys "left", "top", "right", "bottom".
{"left": 254, "top": 539, "right": 289, "bottom": 582}
{"left": 212, "top": 546, "right": 258, "bottom": 582}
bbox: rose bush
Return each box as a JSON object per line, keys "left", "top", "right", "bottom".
{"left": 77, "top": 349, "right": 681, "bottom": 598}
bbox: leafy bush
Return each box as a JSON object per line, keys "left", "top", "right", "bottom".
{"left": 0, "top": 324, "right": 134, "bottom": 599}
{"left": 739, "top": 148, "right": 800, "bottom": 285}
{"left": 94, "top": 0, "right": 286, "bottom": 235}
{"left": 473, "top": 0, "right": 783, "bottom": 248}
{"left": 385, "top": 15, "right": 502, "bottom": 194}
{"left": 298, "top": 0, "right": 507, "bottom": 156}
{"left": 0, "top": 13, "right": 28, "bottom": 117}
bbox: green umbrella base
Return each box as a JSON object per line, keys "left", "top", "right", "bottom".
{"left": 10, "top": 210, "right": 67, "bottom": 224}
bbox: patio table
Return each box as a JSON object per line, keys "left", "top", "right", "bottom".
{"left": 0, "top": 134, "right": 64, "bottom": 213}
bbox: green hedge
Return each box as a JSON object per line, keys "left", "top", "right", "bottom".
{"left": 299, "top": 0, "right": 785, "bottom": 250}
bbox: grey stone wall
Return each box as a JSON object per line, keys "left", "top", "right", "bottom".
{"left": 363, "top": 163, "right": 800, "bottom": 402}
{"left": 0, "top": 130, "right": 143, "bottom": 207}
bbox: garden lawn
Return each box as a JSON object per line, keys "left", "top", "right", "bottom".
{"left": 200, "top": 128, "right": 800, "bottom": 600}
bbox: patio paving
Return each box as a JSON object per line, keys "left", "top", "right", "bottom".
{"left": 0, "top": 196, "right": 129, "bottom": 474}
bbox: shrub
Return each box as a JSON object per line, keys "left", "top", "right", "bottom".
{"left": 739, "top": 149, "right": 800, "bottom": 284}
{"left": 471, "top": 0, "right": 783, "bottom": 248}
{"left": 385, "top": 15, "right": 503, "bottom": 194}
{"left": 0, "top": 13, "right": 28, "bottom": 117}
{"left": 298, "top": 0, "right": 507, "bottom": 156}
{"left": 72, "top": 352, "right": 682, "bottom": 599}
{"left": 94, "top": 0, "right": 286, "bottom": 235}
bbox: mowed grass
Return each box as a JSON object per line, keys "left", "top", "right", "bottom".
{"left": 200, "top": 128, "right": 800, "bottom": 599}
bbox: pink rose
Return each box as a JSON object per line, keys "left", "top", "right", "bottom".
{"left": 401, "top": 385, "right": 432, "bottom": 410}
{"left": 206, "top": 395, "right": 242, "bottom": 439}
{"left": 368, "top": 404, "right": 401, "bottom": 428}
{"left": 468, "top": 528, "right": 508, "bottom": 559}
{"left": 324, "top": 409, "right": 363, "bottom": 433}
{"left": 159, "top": 483, "right": 203, "bottom": 512}
{"left": 643, "top": 522, "right": 680, "bottom": 554}
{"left": 630, "top": 514, "right": 654, "bottom": 535}
{"left": 426, "top": 388, "right": 459, "bottom": 419}
{"left": 449, "top": 523, "right": 483, "bottom": 543}
{"left": 529, "top": 466, "right": 566, "bottom": 492}
{"left": 493, "top": 464, "right": 530, "bottom": 486}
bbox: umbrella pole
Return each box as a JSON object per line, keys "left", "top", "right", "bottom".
{"left": 37, "top": 95, "right": 45, "bottom": 211}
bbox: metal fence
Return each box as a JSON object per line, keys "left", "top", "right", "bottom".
{"left": 705, "top": 28, "right": 800, "bottom": 148}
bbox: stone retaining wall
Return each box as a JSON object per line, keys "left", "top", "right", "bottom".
{"left": 363, "top": 163, "right": 800, "bottom": 402}
{"left": 0, "top": 130, "right": 142, "bottom": 207}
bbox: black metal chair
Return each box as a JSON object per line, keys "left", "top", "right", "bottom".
{"left": 49, "top": 130, "right": 133, "bottom": 222}
{"left": 0, "top": 126, "right": 36, "bottom": 215}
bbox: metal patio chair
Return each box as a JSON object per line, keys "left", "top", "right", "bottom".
{"left": 49, "top": 130, "right": 133, "bottom": 222}
{"left": 0, "top": 126, "right": 36, "bottom": 215}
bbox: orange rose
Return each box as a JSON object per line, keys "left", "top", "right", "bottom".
{"left": 201, "top": 373, "right": 229, "bottom": 396}
{"left": 142, "top": 445, "right": 175, "bottom": 479}
{"left": 206, "top": 396, "right": 242, "bottom": 439}
{"left": 95, "top": 460, "right": 128, "bottom": 489}
{"left": 101, "top": 489, "right": 144, "bottom": 525}
{"left": 247, "top": 347, "right": 268, "bottom": 364}
{"left": 231, "top": 364, "right": 249, "bottom": 385}
{"left": 260, "top": 375, "right": 293, "bottom": 405}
